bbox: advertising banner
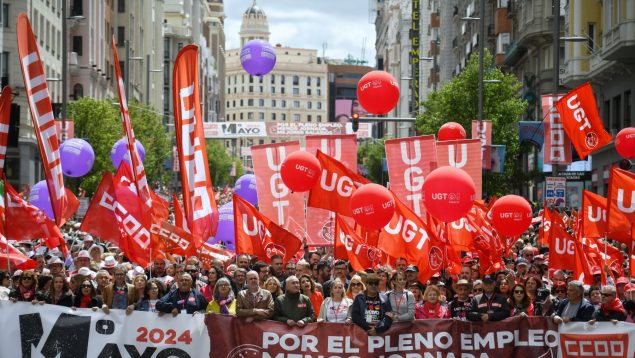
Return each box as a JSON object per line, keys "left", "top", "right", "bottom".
{"left": 545, "top": 176, "right": 566, "bottom": 207}
{"left": 305, "top": 135, "right": 357, "bottom": 246}
{"left": 203, "top": 121, "right": 373, "bottom": 139}
{"left": 0, "top": 301, "right": 209, "bottom": 357}
{"left": 558, "top": 321, "right": 635, "bottom": 358}
{"left": 436, "top": 139, "right": 482, "bottom": 199}
{"left": 542, "top": 93, "right": 572, "bottom": 165}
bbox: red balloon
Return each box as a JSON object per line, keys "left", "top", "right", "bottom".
{"left": 356, "top": 71, "right": 400, "bottom": 115}
{"left": 350, "top": 184, "right": 395, "bottom": 229}
{"left": 422, "top": 166, "right": 475, "bottom": 222}
{"left": 280, "top": 151, "right": 322, "bottom": 192}
{"left": 437, "top": 122, "right": 467, "bottom": 141}
{"left": 615, "top": 127, "right": 635, "bottom": 159}
{"left": 489, "top": 195, "right": 533, "bottom": 237}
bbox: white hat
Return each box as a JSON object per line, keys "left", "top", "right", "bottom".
{"left": 102, "top": 256, "right": 117, "bottom": 269}
{"left": 89, "top": 245, "right": 104, "bottom": 256}
{"left": 76, "top": 250, "right": 91, "bottom": 259}
{"left": 48, "top": 256, "right": 64, "bottom": 266}
{"left": 12, "top": 269, "right": 23, "bottom": 277}
{"left": 127, "top": 266, "right": 146, "bottom": 281}
{"left": 76, "top": 267, "right": 96, "bottom": 278}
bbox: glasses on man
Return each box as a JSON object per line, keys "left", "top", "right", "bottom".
{"left": 186, "top": 270, "right": 198, "bottom": 274}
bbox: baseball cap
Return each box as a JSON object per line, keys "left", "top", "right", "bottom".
{"left": 482, "top": 275, "right": 495, "bottom": 283}
{"left": 616, "top": 277, "right": 630, "bottom": 285}
{"left": 455, "top": 279, "right": 470, "bottom": 287}
{"left": 48, "top": 256, "right": 64, "bottom": 266}
{"left": 76, "top": 250, "right": 91, "bottom": 259}
{"left": 405, "top": 264, "right": 419, "bottom": 273}
{"left": 516, "top": 258, "right": 529, "bottom": 267}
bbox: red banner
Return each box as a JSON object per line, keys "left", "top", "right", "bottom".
{"left": 4, "top": 180, "right": 62, "bottom": 242}
{"left": 472, "top": 120, "right": 492, "bottom": 170}
{"left": 334, "top": 215, "right": 386, "bottom": 271}
{"left": 250, "top": 141, "right": 306, "bottom": 238}
{"left": 555, "top": 82, "right": 612, "bottom": 159}
{"left": 548, "top": 220, "right": 578, "bottom": 271}
{"left": 198, "top": 242, "right": 233, "bottom": 270}
{"left": 206, "top": 315, "right": 560, "bottom": 358}
{"left": 581, "top": 190, "right": 607, "bottom": 238}
{"left": 305, "top": 135, "right": 357, "bottom": 246}
{"left": 542, "top": 93, "right": 572, "bottom": 165}
{"left": 173, "top": 45, "right": 219, "bottom": 245}
{"left": 233, "top": 194, "right": 301, "bottom": 264}
{"left": 385, "top": 135, "right": 436, "bottom": 216}
{"left": 0, "top": 236, "right": 38, "bottom": 271}
{"left": 0, "top": 86, "right": 11, "bottom": 178}
{"left": 435, "top": 139, "right": 482, "bottom": 199}
{"left": 17, "top": 13, "right": 74, "bottom": 226}
{"left": 80, "top": 172, "right": 121, "bottom": 246}
{"left": 606, "top": 167, "right": 635, "bottom": 243}
{"left": 308, "top": 151, "right": 369, "bottom": 217}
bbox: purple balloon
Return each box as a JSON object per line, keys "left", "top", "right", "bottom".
{"left": 60, "top": 138, "right": 95, "bottom": 177}
{"left": 240, "top": 39, "right": 276, "bottom": 76}
{"left": 111, "top": 138, "right": 145, "bottom": 169}
{"left": 28, "top": 180, "right": 54, "bottom": 220}
{"left": 208, "top": 203, "right": 235, "bottom": 251}
{"left": 234, "top": 174, "right": 258, "bottom": 205}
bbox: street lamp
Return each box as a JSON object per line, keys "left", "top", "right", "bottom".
{"left": 145, "top": 54, "right": 163, "bottom": 105}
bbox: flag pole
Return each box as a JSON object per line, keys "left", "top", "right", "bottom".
{"left": 3, "top": 177, "right": 11, "bottom": 280}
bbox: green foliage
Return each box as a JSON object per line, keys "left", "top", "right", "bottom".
{"left": 205, "top": 139, "right": 243, "bottom": 187}
{"left": 357, "top": 140, "right": 387, "bottom": 185}
{"left": 415, "top": 49, "right": 528, "bottom": 196}
{"left": 69, "top": 98, "right": 170, "bottom": 194}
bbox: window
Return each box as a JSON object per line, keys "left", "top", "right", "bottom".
{"left": 71, "top": 0, "right": 83, "bottom": 16}
{"left": 73, "top": 84, "right": 84, "bottom": 99}
{"left": 625, "top": 90, "right": 632, "bottom": 128}
{"left": 118, "top": 0, "right": 125, "bottom": 13}
{"left": 259, "top": 99, "right": 265, "bottom": 106}
{"left": 281, "top": 100, "right": 286, "bottom": 107}
{"left": 259, "top": 76, "right": 264, "bottom": 83}
{"left": 317, "top": 115, "right": 322, "bottom": 122}
{"left": 307, "top": 102, "right": 312, "bottom": 109}
{"left": 317, "top": 89, "right": 322, "bottom": 96}
{"left": 307, "top": 76, "right": 311, "bottom": 86}
{"left": 248, "top": 99, "right": 254, "bottom": 106}
{"left": 281, "top": 87, "right": 285, "bottom": 94}
{"left": 117, "top": 26, "right": 125, "bottom": 44}
{"left": 240, "top": 113, "right": 244, "bottom": 120}
{"left": 603, "top": 100, "right": 610, "bottom": 130}
{"left": 1, "top": 52, "right": 9, "bottom": 87}
{"left": 317, "top": 102, "right": 322, "bottom": 109}
{"left": 271, "top": 86, "right": 276, "bottom": 93}
{"left": 280, "top": 75, "right": 285, "bottom": 85}
{"left": 293, "top": 114, "right": 301, "bottom": 121}
{"left": 293, "top": 101, "right": 300, "bottom": 108}
{"left": 307, "top": 115, "right": 312, "bottom": 122}
{"left": 249, "top": 76, "right": 254, "bottom": 83}
{"left": 163, "top": 38, "right": 169, "bottom": 58}
{"left": 281, "top": 114, "right": 286, "bottom": 121}
{"left": 226, "top": 101, "right": 230, "bottom": 108}
{"left": 1, "top": 4, "right": 9, "bottom": 28}
{"left": 72, "top": 36, "right": 83, "bottom": 56}
{"left": 613, "top": 96, "right": 621, "bottom": 132}
{"left": 249, "top": 86, "right": 253, "bottom": 93}
{"left": 317, "top": 77, "right": 321, "bottom": 86}
{"left": 292, "top": 76, "right": 299, "bottom": 86}
{"left": 259, "top": 112, "right": 265, "bottom": 120}
{"left": 248, "top": 112, "right": 254, "bottom": 120}
{"left": 271, "top": 75, "right": 275, "bottom": 84}
{"left": 272, "top": 100, "right": 276, "bottom": 107}
{"left": 271, "top": 113, "right": 276, "bottom": 120}
{"left": 293, "top": 88, "right": 300, "bottom": 95}
{"left": 588, "top": 23, "right": 595, "bottom": 51}
{"left": 240, "top": 99, "right": 244, "bottom": 106}
{"left": 307, "top": 88, "right": 312, "bottom": 96}
{"left": 233, "top": 100, "right": 236, "bottom": 107}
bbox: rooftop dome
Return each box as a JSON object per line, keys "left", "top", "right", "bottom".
{"left": 244, "top": 1, "right": 265, "bottom": 16}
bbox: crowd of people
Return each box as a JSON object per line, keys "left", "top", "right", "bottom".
{"left": 1, "top": 222, "right": 634, "bottom": 334}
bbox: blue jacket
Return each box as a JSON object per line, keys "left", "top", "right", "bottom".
{"left": 554, "top": 298, "right": 596, "bottom": 322}
{"left": 351, "top": 293, "right": 392, "bottom": 333}
{"left": 156, "top": 288, "right": 208, "bottom": 314}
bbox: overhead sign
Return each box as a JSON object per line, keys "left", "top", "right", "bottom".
{"left": 203, "top": 122, "right": 373, "bottom": 139}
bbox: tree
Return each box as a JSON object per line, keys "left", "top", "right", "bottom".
{"left": 415, "top": 49, "right": 528, "bottom": 196}
{"left": 205, "top": 139, "right": 243, "bottom": 187}
{"left": 69, "top": 98, "right": 170, "bottom": 194}
{"left": 357, "top": 140, "right": 387, "bottom": 185}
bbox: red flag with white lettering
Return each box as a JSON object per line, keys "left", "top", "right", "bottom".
{"left": 199, "top": 242, "right": 234, "bottom": 270}
{"left": 233, "top": 194, "right": 302, "bottom": 264}
{"left": 79, "top": 172, "right": 121, "bottom": 246}
{"left": 17, "top": 14, "right": 75, "bottom": 226}
{"left": 308, "top": 151, "right": 369, "bottom": 217}
{"left": 606, "top": 167, "right": 635, "bottom": 244}
{"left": 435, "top": 139, "right": 482, "bottom": 199}
{"left": 173, "top": 45, "right": 219, "bottom": 245}
{"left": 305, "top": 135, "right": 357, "bottom": 246}
{"left": 0, "top": 86, "right": 12, "bottom": 179}
{"left": 151, "top": 220, "right": 196, "bottom": 257}
{"left": 4, "top": 180, "right": 62, "bottom": 242}
{"left": 385, "top": 135, "right": 436, "bottom": 217}
{"left": 472, "top": 120, "right": 492, "bottom": 170}
{"left": 555, "top": 83, "right": 612, "bottom": 159}
{"left": 580, "top": 190, "right": 607, "bottom": 239}
{"left": 250, "top": 142, "right": 306, "bottom": 239}
{"left": 542, "top": 94, "right": 572, "bottom": 165}
{"left": 0, "top": 235, "right": 38, "bottom": 271}
{"left": 548, "top": 221, "right": 578, "bottom": 271}
{"left": 335, "top": 215, "right": 385, "bottom": 271}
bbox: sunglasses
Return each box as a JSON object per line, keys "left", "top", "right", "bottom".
{"left": 514, "top": 290, "right": 524, "bottom": 294}
{"left": 186, "top": 270, "right": 198, "bottom": 274}
{"left": 366, "top": 282, "right": 379, "bottom": 286}
{"left": 351, "top": 282, "right": 363, "bottom": 286}
{"left": 474, "top": 288, "right": 483, "bottom": 292}
{"left": 22, "top": 277, "right": 34, "bottom": 281}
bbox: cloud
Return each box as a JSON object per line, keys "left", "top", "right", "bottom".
{"left": 224, "top": 0, "right": 376, "bottom": 65}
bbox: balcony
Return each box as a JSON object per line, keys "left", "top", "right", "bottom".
{"left": 164, "top": 24, "right": 192, "bottom": 38}
{"left": 503, "top": 40, "right": 526, "bottom": 66}
{"left": 602, "top": 19, "right": 635, "bottom": 61}
{"left": 494, "top": 7, "right": 511, "bottom": 34}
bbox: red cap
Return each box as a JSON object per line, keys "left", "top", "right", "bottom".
{"left": 591, "top": 266, "right": 602, "bottom": 275}
{"left": 462, "top": 256, "right": 474, "bottom": 264}
{"left": 616, "top": 277, "right": 630, "bottom": 285}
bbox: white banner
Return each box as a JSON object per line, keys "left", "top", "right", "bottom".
{"left": 558, "top": 321, "right": 635, "bottom": 358}
{"left": 203, "top": 121, "right": 373, "bottom": 138}
{"left": 0, "top": 301, "right": 209, "bottom": 357}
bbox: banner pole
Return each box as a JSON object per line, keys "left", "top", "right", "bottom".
{"left": 149, "top": 247, "right": 153, "bottom": 278}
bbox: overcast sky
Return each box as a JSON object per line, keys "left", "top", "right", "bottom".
{"left": 224, "top": 0, "right": 377, "bottom": 66}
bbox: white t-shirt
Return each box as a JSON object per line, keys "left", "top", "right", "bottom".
{"left": 0, "top": 286, "right": 10, "bottom": 301}
{"left": 324, "top": 297, "right": 352, "bottom": 323}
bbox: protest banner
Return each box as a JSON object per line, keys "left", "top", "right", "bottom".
{"left": 0, "top": 301, "right": 209, "bottom": 357}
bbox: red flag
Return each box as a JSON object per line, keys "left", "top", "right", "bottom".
{"left": 548, "top": 221, "right": 578, "bottom": 271}
{"left": 233, "top": 194, "right": 301, "bottom": 264}
{"left": 305, "top": 134, "right": 357, "bottom": 246}
{"left": 199, "top": 242, "right": 234, "bottom": 270}
{"left": 172, "top": 193, "right": 186, "bottom": 231}
{"left": 472, "top": 120, "right": 492, "bottom": 170}
{"left": 385, "top": 135, "right": 436, "bottom": 216}
{"left": 446, "top": 218, "right": 476, "bottom": 252}
{"left": 4, "top": 180, "right": 62, "bottom": 242}
{"left": 542, "top": 93, "right": 572, "bottom": 165}
{"left": 111, "top": 36, "right": 152, "bottom": 210}
{"left": 0, "top": 235, "right": 38, "bottom": 271}
{"left": 580, "top": 190, "right": 607, "bottom": 238}
{"left": 150, "top": 220, "right": 196, "bottom": 257}
{"left": 335, "top": 215, "right": 385, "bottom": 271}
{"left": 555, "top": 83, "right": 612, "bottom": 159}
{"left": 79, "top": 172, "right": 121, "bottom": 246}
{"left": 17, "top": 14, "right": 74, "bottom": 226}
{"left": 0, "top": 86, "right": 12, "bottom": 178}
{"left": 308, "top": 150, "right": 369, "bottom": 217}
{"left": 606, "top": 167, "right": 635, "bottom": 243}
{"left": 435, "top": 139, "right": 482, "bottom": 199}
{"left": 173, "top": 45, "right": 219, "bottom": 244}
{"left": 251, "top": 141, "right": 306, "bottom": 238}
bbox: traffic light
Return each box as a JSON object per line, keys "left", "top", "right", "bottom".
{"left": 352, "top": 113, "right": 359, "bottom": 133}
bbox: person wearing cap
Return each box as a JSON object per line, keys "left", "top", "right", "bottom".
{"left": 48, "top": 256, "right": 65, "bottom": 276}
{"left": 70, "top": 250, "right": 92, "bottom": 276}
{"left": 515, "top": 258, "right": 529, "bottom": 280}
{"left": 102, "top": 265, "right": 135, "bottom": 312}
{"left": 404, "top": 265, "right": 420, "bottom": 288}
{"left": 89, "top": 245, "right": 104, "bottom": 269}
{"left": 590, "top": 285, "right": 626, "bottom": 323}
{"left": 622, "top": 284, "right": 635, "bottom": 323}
{"left": 81, "top": 234, "right": 94, "bottom": 251}
{"left": 386, "top": 271, "right": 415, "bottom": 322}
{"left": 467, "top": 274, "right": 510, "bottom": 322}
{"left": 352, "top": 273, "right": 392, "bottom": 335}
{"left": 552, "top": 281, "right": 596, "bottom": 324}
{"left": 615, "top": 276, "right": 630, "bottom": 302}
{"left": 449, "top": 279, "right": 472, "bottom": 320}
